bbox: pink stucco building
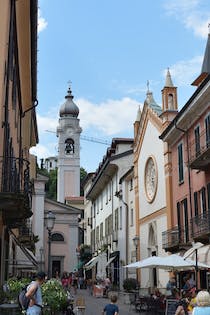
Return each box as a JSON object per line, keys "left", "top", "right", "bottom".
{"left": 160, "top": 30, "right": 210, "bottom": 289}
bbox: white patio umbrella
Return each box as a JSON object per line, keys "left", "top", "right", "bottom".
{"left": 124, "top": 254, "right": 210, "bottom": 270}
{"left": 124, "top": 256, "right": 166, "bottom": 269}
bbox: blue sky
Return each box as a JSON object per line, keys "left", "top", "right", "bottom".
{"left": 31, "top": 0, "right": 210, "bottom": 172}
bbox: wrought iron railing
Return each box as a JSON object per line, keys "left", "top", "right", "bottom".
{"left": 0, "top": 156, "right": 32, "bottom": 207}
{"left": 162, "top": 226, "right": 189, "bottom": 250}
{"left": 18, "top": 221, "right": 33, "bottom": 239}
{"left": 191, "top": 211, "right": 210, "bottom": 239}
{"left": 189, "top": 129, "right": 210, "bottom": 164}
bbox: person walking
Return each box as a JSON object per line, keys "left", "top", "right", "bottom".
{"left": 25, "top": 271, "right": 46, "bottom": 315}
{"left": 192, "top": 290, "right": 210, "bottom": 315}
{"left": 102, "top": 294, "right": 119, "bottom": 315}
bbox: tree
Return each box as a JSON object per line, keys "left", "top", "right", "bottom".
{"left": 80, "top": 167, "right": 87, "bottom": 196}
{"left": 37, "top": 166, "right": 87, "bottom": 200}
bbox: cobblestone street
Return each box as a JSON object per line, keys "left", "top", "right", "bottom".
{"left": 73, "top": 288, "right": 139, "bottom": 315}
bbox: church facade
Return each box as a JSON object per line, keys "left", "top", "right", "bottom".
{"left": 134, "top": 72, "right": 178, "bottom": 291}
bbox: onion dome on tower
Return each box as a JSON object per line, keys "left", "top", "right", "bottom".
{"left": 59, "top": 87, "right": 79, "bottom": 117}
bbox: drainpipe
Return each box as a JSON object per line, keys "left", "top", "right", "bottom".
{"left": 115, "top": 186, "right": 129, "bottom": 279}
{"left": 174, "top": 122, "right": 193, "bottom": 235}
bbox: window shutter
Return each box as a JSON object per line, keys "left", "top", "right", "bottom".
{"left": 194, "top": 191, "right": 198, "bottom": 216}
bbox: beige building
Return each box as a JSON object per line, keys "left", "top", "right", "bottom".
{"left": 84, "top": 138, "right": 134, "bottom": 287}
{"left": 0, "top": 0, "right": 39, "bottom": 283}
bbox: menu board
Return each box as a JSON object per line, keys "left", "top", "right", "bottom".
{"left": 165, "top": 299, "right": 178, "bottom": 315}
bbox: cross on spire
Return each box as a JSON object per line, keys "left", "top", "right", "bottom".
{"left": 67, "top": 80, "right": 72, "bottom": 90}
{"left": 147, "top": 80, "right": 150, "bottom": 92}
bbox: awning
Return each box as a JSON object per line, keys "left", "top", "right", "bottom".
{"left": 83, "top": 256, "right": 99, "bottom": 270}
{"left": 106, "top": 256, "right": 117, "bottom": 267}
{"left": 12, "top": 246, "right": 37, "bottom": 269}
{"left": 184, "top": 245, "right": 210, "bottom": 265}
{"left": 9, "top": 230, "right": 38, "bottom": 267}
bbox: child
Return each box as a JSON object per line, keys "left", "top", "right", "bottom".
{"left": 102, "top": 294, "right": 119, "bottom": 315}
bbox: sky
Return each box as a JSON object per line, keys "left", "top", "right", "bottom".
{"left": 31, "top": 0, "right": 210, "bottom": 172}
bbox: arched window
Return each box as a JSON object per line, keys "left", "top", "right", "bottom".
{"left": 168, "top": 93, "right": 174, "bottom": 110}
{"left": 65, "top": 138, "right": 74, "bottom": 155}
{"left": 51, "top": 233, "right": 64, "bottom": 242}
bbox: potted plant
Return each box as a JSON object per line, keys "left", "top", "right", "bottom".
{"left": 42, "top": 279, "right": 68, "bottom": 315}
{"left": 6, "top": 278, "right": 29, "bottom": 303}
{"left": 123, "top": 278, "right": 138, "bottom": 304}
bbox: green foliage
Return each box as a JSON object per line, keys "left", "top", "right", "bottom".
{"left": 79, "top": 244, "right": 92, "bottom": 262}
{"left": 42, "top": 279, "right": 68, "bottom": 312}
{"left": 37, "top": 166, "right": 87, "bottom": 200}
{"left": 42, "top": 279, "right": 68, "bottom": 311}
{"left": 123, "top": 278, "right": 138, "bottom": 292}
{"left": 80, "top": 167, "right": 87, "bottom": 196}
{"left": 45, "top": 169, "right": 57, "bottom": 200}
{"left": 6, "top": 278, "right": 30, "bottom": 301}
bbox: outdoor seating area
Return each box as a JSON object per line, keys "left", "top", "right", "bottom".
{"left": 133, "top": 295, "right": 165, "bottom": 314}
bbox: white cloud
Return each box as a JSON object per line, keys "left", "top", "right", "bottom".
{"left": 77, "top": 97, "right": 140, "bottom": 135}
{"left": 36, "top": 98, "right": 140, "bottom": 137}
{"left": 164, "top": 0, "right": 210, "bottom": 38}
{"left": 32, "top": 97, "right": 140, "bottom": 160}
{"left": 37, "top": 114, "right": 57, "bottom": 134}
{"left": 164, "top": 55, "right": 203, "bottom": 86}
{"left": 30, "top": 144, "right": 54, "bottom": 161}
{"left": 38, "top": 9, "right": 47, "bottom": 33}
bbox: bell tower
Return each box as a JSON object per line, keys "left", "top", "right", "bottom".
{"left": 56, "top": 86, "right": 82, "bottom": 203}
{"left": 161, "top": 69, "right": 178, "bottom": 128}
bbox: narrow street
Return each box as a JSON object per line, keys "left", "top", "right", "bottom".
{"left": 73, "top": 288, "right": 139, "bottom": 315}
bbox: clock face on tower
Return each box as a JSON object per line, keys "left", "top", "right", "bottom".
{"left": 144, "top": 156, "right": 158, "bottom": 203}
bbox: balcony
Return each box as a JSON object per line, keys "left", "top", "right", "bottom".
{"left": 162, "top": 226, "right": 190, "bottom": 252}
{"left": 189, "top": 131, "right": 210, "bottom": 170}
{"left": 191, "top": 211, "right": 210, "bottom": 244}
{"left": 0, "top": 156, "right": 32, "bottom": 227}
{"left": 18, "top": 221, "right": 33, "bottom": 247}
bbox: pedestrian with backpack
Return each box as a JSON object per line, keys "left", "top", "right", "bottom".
{"left": 25, "top": 271, "right": 46, "bottom": 315}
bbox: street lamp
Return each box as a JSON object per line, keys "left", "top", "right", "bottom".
{"left": 133, "top": 235, "right": 140, "bottom": 282}
{"left": 39, "top": 247, "right": 44, "bottom": 271}
{"left": 133, "top": 235, "right": 140, "bottom": 261}
{"left": 46, "top": 211, "right": 56, "bottom": 279}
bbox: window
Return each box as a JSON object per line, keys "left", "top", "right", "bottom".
{"left": 100, "top": 194, "right": 103, "bottom": 210}
{"left": 130, "top": 208, "right": 134, "bottom": 226}
{"left": 130, "top": 178, "right": 133, "bottom": 191}
{"left": 109, "top": 182, "right": 112, "bottom": 201}
{"left": 115, "top": 208, "right": 119, "bottom": 231}
{"left": 93, "top": 203, "right": 96, "bottom": 218}
{"left": 205, "top": 114, "right": 210, "bottom": 148}
{"left": 182, "top": 198, "right": 189, "bottom": 242}
{"left": 207, "top": 183, "right": 210, "bottom": 211}
{"left": 96, "top": 226, "right": 99, "bottom": 242}
{"left": 177, "top": 202, "right": 181, "bottom": 236}
{"left": 100, "top": 223, "right": 103, "bottom": 241}
{"left": 200, "top": 187, "right": 207, "bottom": 213}
{"left": 178, "top": 143, "right": 184, "bottom": 183}
{"left": 106, "top": 186, "right": 108, "bottom": 204}
{"left": 194, "top": 191, "right": 198, "bottom": 217}
{"left": 119, "top": 206, "right": 122, "bottom": 230}
{"left": 108, "top": 215, "right": 113, "bottom": 235}
{"left": 96, "top": 198, "right": 99, "bottom": 214}
{"left": 177, "top": 199, "right": 189, "bottom": 243}
{"left": 51, "top": 233, "right": 64, "bottom": 242}
{"left": 105, "top": 218, "right": 108, "bottom": 236}
{"left": 194, "top": 126, "right": 200, "bottom": 156}
{"left": 65, "top": 138, "right": 74, "bottom": 155}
